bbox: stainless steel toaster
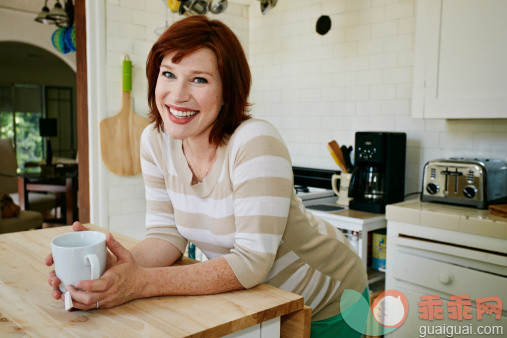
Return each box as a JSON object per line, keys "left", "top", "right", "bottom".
{"left": 421, "top": 158, "right": 507, "bottom": 209}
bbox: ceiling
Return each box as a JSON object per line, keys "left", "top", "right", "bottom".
{"left": 0, "top": 41, "right": 70, "bottom": 69}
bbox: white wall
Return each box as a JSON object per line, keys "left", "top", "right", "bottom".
{"left": 247, "top": 0, "right": 507, "bottom": 195}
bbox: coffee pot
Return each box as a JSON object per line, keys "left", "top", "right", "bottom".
{"left": 348, "top": 132, "right": 406, "bottom": 214}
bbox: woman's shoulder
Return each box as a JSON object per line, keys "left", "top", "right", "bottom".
{"left": 229, "top": 118, "right": 284, "bottom": 147}
{"left": 141, "top": 122, "right": 170, "bottom": 157}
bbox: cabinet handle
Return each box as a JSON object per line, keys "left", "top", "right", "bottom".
{"left": 438, "top": 273, "right": 452, "bottom": 284}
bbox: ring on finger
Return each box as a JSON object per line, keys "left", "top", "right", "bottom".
{"left": 96, "top": 301, "right": 99, "bottom": 309}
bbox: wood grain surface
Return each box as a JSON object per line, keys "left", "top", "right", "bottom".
{"left": 0, "top": 226, "right": 307, "bottom": 337}
{"left": 100, "top": 92, "right": 150, "bottom": 177}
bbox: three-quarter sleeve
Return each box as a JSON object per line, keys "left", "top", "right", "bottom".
{"left": 222, "top": 121, "right": 293, "bottom": 288}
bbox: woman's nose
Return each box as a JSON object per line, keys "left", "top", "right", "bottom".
{"left": 172, "top": 81, "right": 190, "bottom": 103}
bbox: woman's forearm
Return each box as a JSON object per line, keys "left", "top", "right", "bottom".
{"left": 138, "top": 257, "right": 245, "bottom": 297}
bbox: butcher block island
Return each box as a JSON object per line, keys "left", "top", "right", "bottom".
{"left": 0, "top": 226, "right": 310, "bottom": 337}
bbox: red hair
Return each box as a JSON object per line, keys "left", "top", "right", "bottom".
{"left": 146, "top": 15, "right": 251, "bottom": 145}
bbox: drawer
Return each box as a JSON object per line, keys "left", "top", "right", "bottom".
{"left": 393, "top": 251, "right": 507, "bottom": 311}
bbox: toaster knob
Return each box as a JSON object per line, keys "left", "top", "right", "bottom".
{"left": 463, "top": 186, "right": 477, "bottom": 199}
{"left": 426, "top": 183, "right": 439, "bottom": 195}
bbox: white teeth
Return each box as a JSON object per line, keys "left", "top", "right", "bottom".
{"left": 169, "top": 107, "right": 198, "bottom": 118}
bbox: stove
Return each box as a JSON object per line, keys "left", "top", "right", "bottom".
{"left": 293, "top": 166, "right": 346, "bottom": 212}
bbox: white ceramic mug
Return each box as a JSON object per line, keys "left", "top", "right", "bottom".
{"left": 51, "top": 231, "right": 107, "bottom": 293}
{"left": 332, "top": 173, "right": 353, "bottom": 206}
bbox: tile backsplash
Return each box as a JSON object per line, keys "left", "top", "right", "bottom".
{"left": 247, "top": 0, "right": 507, "bottom": 195}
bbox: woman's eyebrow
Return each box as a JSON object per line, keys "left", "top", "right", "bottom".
{"left": 160, "top": 64, "right": 214, "bottom": 78}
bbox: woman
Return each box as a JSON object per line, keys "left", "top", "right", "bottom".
{"left": 47, "top": 15, "right": 367, "bottom": 336}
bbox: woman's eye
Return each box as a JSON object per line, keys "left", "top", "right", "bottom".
{"left": 161, "top": 71, "right": 175, "bottom": 79}
{"left": 193, "top": 77, "right": 208, "bottom": 84}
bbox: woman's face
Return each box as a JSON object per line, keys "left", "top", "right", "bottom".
{"left": 155, "top": 48, "right": 223, "bottom": 142}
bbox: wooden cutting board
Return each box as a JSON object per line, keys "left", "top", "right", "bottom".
{"left": 100, "top": 57, "right": 150, "bottom": 176}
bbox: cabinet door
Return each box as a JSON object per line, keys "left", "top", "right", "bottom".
{"left": 412, "top": 0, "right": 507, "bottom": 119}
{"left": 388, "top": 284, "right": 506, "bottom": 338}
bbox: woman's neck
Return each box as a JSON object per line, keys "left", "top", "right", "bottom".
{"left": 182, "top": 135, "right": 218, "bottom": 185}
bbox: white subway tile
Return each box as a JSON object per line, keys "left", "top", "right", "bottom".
{"left": 396, "top": 115, "right": 424, "bottom": 132}
{"left": 107, "top": 4, "right": 134, "bottom": 23}
{"left": 382, "top": 99, "right": 411, "bottom": 116}
{"left": 369, "top": 84, "right": 396, "bottom": 100}
{"left": 396, "top": 84, "right": 413, "bottom": 99}
{"left": 398, "top": 17, "right": 416, "bottom": 34}
{"left": 321, "top": 87, "right": 346, "bottom": 102}
{"left": 383, "top": 67, "right": 412, "bottom": 84}
{"left": 356, "top": 70, "right": 383, "bottom": 85}
{"left": 357, "top": 101, "right": 382, "bottom": 115}
{"left": 333, "top": 71, "right": 356, "bottom": 86}
{"left": 346, "top": 85, "right": 370, "bottom": 100}
{"left": 384, "top": 34, "right": 414, "bottom": 52}
{"left": 371, "top": 20, "right": 398, "bottom": 38}
{"left": 358, "top": 6, "right": 385, "bottom": 24}
{"left": 385, "top": 0, "right": 414, "bottom": 20}
{"left": 345, "top": 25, "right": 371, "bottom": 41}
{"left": 107, "top": 36, "right": 133, "bottom": 54}
{"left": 346, "top": 0, "right": 372, "bottom": 12}
{"left": 357, "top": 38, "right": 384, "bottom": 56}
{"left": 117, "top": 22, "right": 146, "bottom": 39}
{"left": 331, "top": 12, "right": 358, "bottom": 29}
{"left": 120, "top": 0, "right": 146, "bottom": 11}
{"left": 473, "top": 132, "right": 507, "bottom": 150}
{"left": 333, "top": 102, "right": 356, "bottom": 116}
{"left": 370, "top": 53, "right": 397, "bottom": 69}
{"left": 323, "top": 0, "right": 347, "bottom": 14}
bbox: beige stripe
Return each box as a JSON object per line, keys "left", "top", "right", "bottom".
{"left": 304, "top": 271, "right": 327, "bottom": 307}
{"left": 292, "top": 267, "right": 315, "bottom": 295}
{"left": 174, "top": 211, "right": 235, "bottom": 235}
{"left": 147, "top": 200, "right": 174, "bottom": 215}
{"left": 162, "top": 175, "right": 234, "bottom": 200}
{"left": 265, "top": 259, "right": 304, "bottom": 289}
{"left": 234, "top": 215, "right": 289, "bottom": 235}
{"left": 233, "top": 177, "right": 293, "bottom": 199}
{"left": 145, "top": 232, "right": 187, "bottom": 254}
{"left": 143, "top": 174, "right": 166, "bottom": 189}
{"left": 192, "top": 240, "right": 231, "bottom": 255}
{"left": 236, "top": 136, "right": 291, "bottom": 165}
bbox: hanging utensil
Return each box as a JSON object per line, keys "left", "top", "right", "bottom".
{"left": 100, "top": 56, "right": 150, "bottom": 176}
{"left": 179, "top": 0, "right": 208, "bottom": 15}
{"left": 209, "top": 0, "right": 228, "bottom": 14}
{"left": 260, "top": 0, "right": 277, "bottom": 15}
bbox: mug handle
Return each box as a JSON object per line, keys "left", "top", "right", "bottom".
{"left": 84, "top": 254, "right": 100, "bottom": 280}
{"left": 331, "top": 174, "right": 341, "bottom": 195}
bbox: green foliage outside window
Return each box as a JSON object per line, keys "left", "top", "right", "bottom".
{"left": 0, "top": 112, "right": 42, "bottom": 169}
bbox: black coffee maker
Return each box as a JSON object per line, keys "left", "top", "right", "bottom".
{"left": 348, "top": 132, "right": 407, "bottom": 213}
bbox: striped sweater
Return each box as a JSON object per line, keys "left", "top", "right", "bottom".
{"left": 141, "top": 118, "right": 367, "bottom": 321}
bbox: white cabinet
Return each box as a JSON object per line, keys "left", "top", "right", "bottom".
{"left": 309, "top": 208, "right": 387, "bottom": 285}
{"left": 386, "top": 221, "right": 507, "bottom": 337}
{"left": 412, "top": 0, "right": 507, "bottom": 119}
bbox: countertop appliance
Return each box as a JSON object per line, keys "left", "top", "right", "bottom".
{"left": 348, "top": 132, "right": 407, "bottom": 214}
{"left": 421, "top": 157, "right": 507, "bottom": 209}
{"left": 292, "top": 166, "right": 344, "bottom": 211}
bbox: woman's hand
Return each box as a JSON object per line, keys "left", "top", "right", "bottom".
{"left": 46, "top": 221, "right": 117, "bottom": 301}
{"left": 65, "top": 233, "right": 145, "bottom": 310}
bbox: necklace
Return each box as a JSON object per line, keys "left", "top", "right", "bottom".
{"left": 183, "top": 139, "right": 218, "bottom": 184}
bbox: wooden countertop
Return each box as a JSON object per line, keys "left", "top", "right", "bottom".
{"left": 0, "top": 226, "right": 310, "bottom": 337}
{"left": 386, "top": 199, "right": 507, "bottom": 240}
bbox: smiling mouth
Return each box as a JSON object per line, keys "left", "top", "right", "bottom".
{"left": 167, "top": 106, "right": 199, "bottom": 118}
